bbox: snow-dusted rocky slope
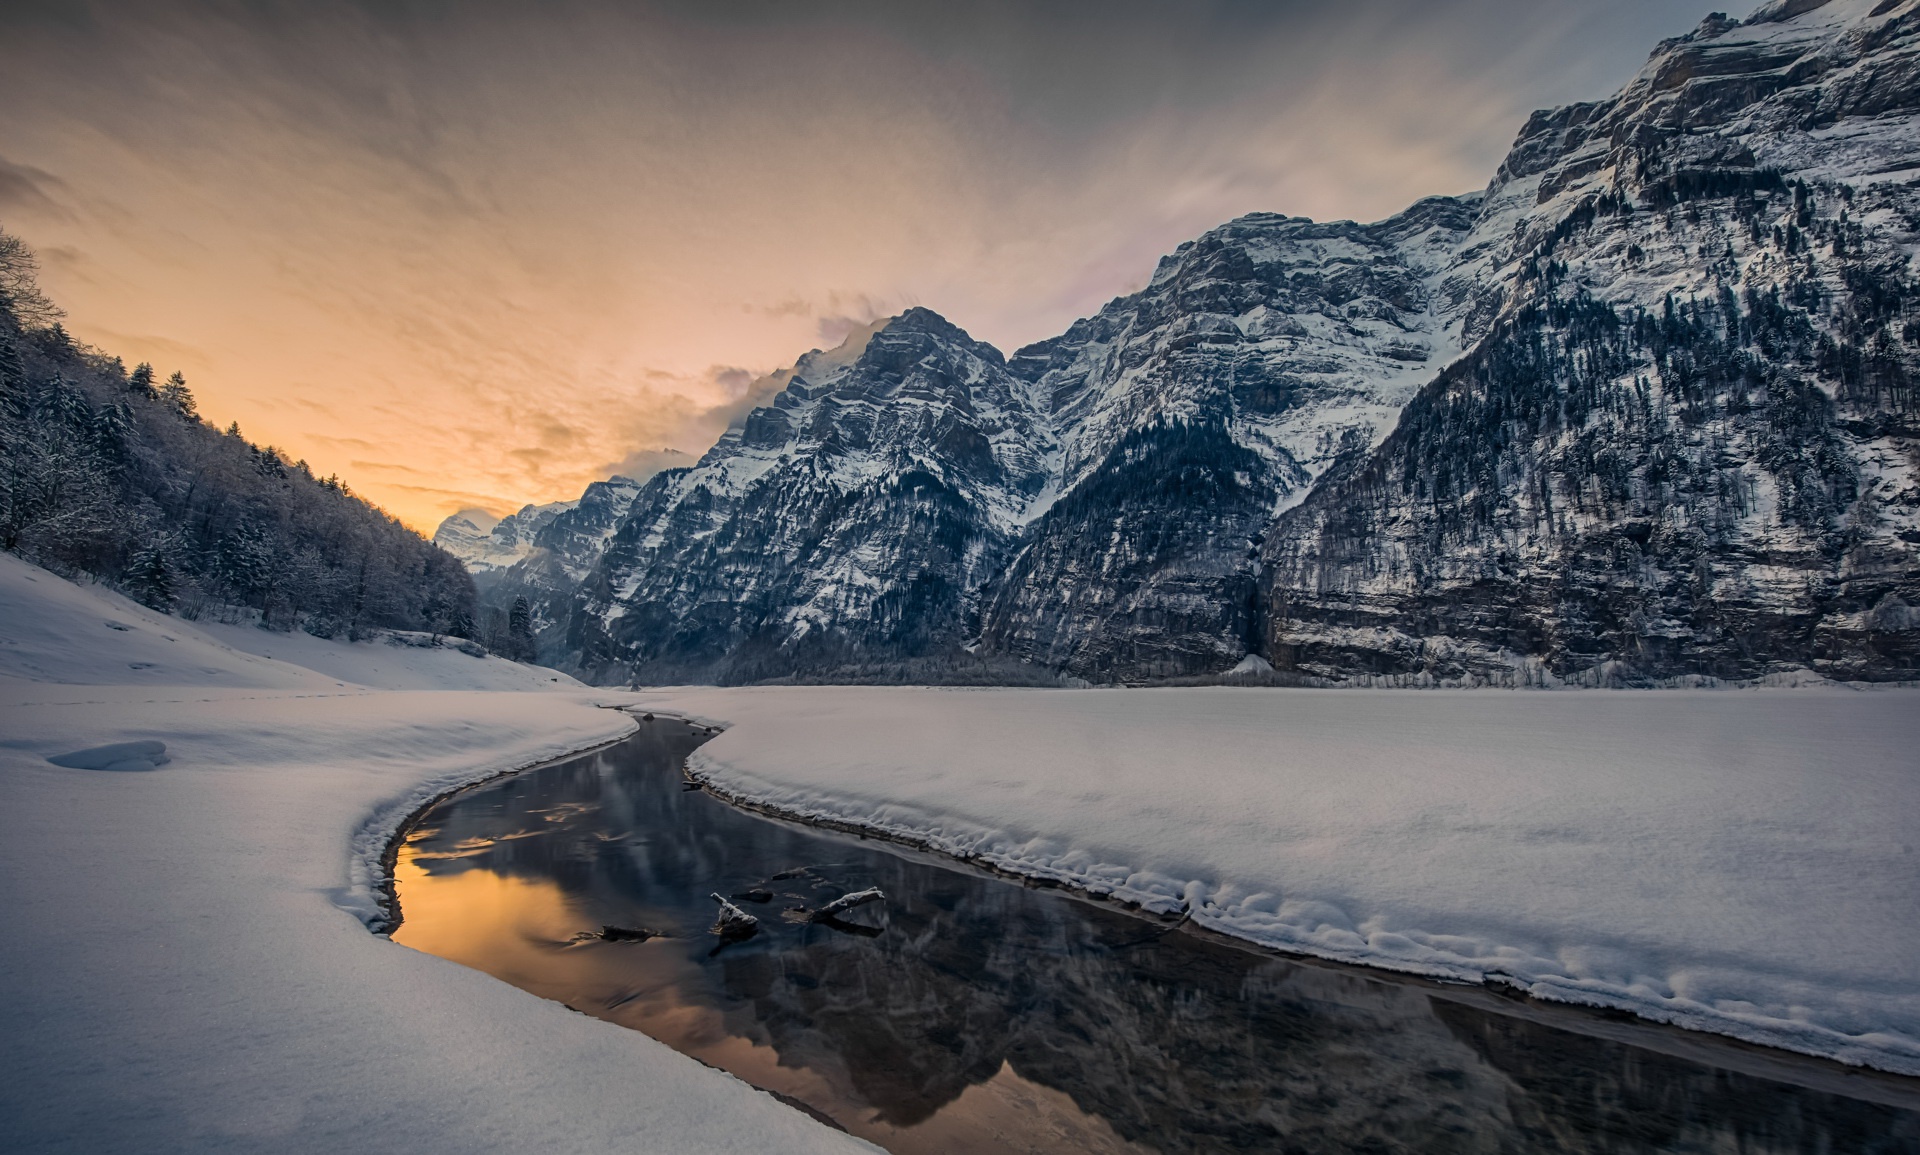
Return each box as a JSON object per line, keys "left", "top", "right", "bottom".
{"left": 526, "top": 202, "right": 1484, "bottom": 683}
{"left": 503, "top": 0, "right": 1920, "bottom": 686}
{"left": 475, "top": 474, "right": 643, "bottom": 641}
{"left": 562, "top": 309, "right": 1058, "bottom": 683}
{"left": 1261, "top": 0, "right": 1920, "bottom": 684}
{"left": 981, "top": 196, "right": 1478, "bottom": 678}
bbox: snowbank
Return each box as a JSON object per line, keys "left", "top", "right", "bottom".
{"left": 0, "top": 549, "right": 580, "bottom": 693}
{"left": 0, "top": 556, "right": 873, "bottom": 1154}
{"left": 649, "top": 685, "right": 1920, "bottom": 1075}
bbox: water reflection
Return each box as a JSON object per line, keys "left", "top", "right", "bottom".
{"left": 392, "top": 719, "right": 1920, "bottom": 1154}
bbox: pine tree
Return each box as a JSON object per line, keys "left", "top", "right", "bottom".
{"left": 127, "top": 363, "right": 156, "bottom": 399}
{"left": 0, "top": 334, "right": 24, "bottom": 397}
{"left": 123, "top": 544, "right": 176, "bottom": 610}
{"left": 94, "top": 399, "right": 134, "bottom": 462}
{"left": 509, "top": 596, "right": 535, "bottom": 661}
{"left": 159, "top": 371, "right": 197, "bottom": 419}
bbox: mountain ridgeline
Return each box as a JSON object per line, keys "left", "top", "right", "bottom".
{"left": 457, "top": 0, "right": 1920, "bottom": 686}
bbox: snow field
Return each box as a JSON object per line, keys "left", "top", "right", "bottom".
{"left": 650, "top": 684, "right": 1920, "bottom": 1075}
{"left": 0, "top": 556, "right": 876, "bottom": 1154}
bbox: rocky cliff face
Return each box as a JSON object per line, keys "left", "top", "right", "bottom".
{"left": 562, "top": 309, "right": 1058, "bottom": 683}
{"left": 496, "top": 0, "right": 1920, "bottom": 686}
{"left": 979, "top": 198, "right": 1479, "bottom": 679}
{"left": 1260, "top": 0, "right": 1920, "bottom": 684}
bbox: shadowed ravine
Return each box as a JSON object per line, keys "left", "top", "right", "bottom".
{"left": 389, "top": 717, "right": 1920, "bottom": 1154}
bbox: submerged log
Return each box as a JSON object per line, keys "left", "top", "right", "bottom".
{"left": 598, "top": 924, "right": 659, "bottom": 942}
{"left": 808, "top": 887, "right": 885, "bottom": 923}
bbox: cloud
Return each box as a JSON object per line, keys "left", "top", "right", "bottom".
{"left": 0, "top": 155, "right": 72, "bottom": 221}
{"left": 604, "top": 447, "right": 696, "bottom": 482}
{"left": 0, "top": 0, "right": 1726, "bottom": 530}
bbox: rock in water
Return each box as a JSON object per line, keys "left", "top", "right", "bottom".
{"left": 709, "top": 893, "right": 759, "bottom": 938}
{"left": 597, "top": 925, "right": 659, "bottom": 942}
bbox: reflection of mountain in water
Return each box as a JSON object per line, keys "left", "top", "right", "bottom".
{"left": 402, "top": 724, "right": 1920, "bottom": 1155}
{"left": 710, "top": 862, "right": 1524, "bottom": 1152}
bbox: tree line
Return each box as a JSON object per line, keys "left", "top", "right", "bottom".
{"left": 0, "top": 227, "right": 477, "bottom": 639}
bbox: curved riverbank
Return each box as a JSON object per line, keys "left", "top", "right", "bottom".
{"left": 682, "top": 751, "right": 1920, "bottom": 1099}
{"left": 636, "top": 684, "right": 1920, "bottom": 1077}
{"left": 389, "top": 716, "right": 1920, "bottom": 1153}
{"left": 362, "top": 721, "right": 641, "bottom": 935}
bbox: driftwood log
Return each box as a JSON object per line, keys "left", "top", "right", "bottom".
{"left": 808, "top": 887, "right": 885, "bottom": 923}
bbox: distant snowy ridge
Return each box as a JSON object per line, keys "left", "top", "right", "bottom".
{"left": 433, "top": 499, "right": 580, "bottom": 575}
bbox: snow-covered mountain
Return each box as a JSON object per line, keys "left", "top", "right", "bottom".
{"left": 476, "top": 474, "right": 643, "bottom": 645}
{"left": 981, "top": 196, "right": 1479, "bottom": 679}
{"left": 495, "top": 0, "right": 1920, "bottom": 686}
{"left": 432, "top": 499, "right": 577, "bottom": 577}
{"left": 561, "top": 309, "right": 1057, "bottom": 682}
{"left": 1261, "top": 0, "right": 1920, "bottom": 684}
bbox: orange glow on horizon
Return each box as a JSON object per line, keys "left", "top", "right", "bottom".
{"left": 0, "top": 2, "right": 1722, "bottom": 531}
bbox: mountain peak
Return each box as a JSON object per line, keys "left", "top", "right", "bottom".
{"left": 865, "top": 306, "right": 1006, "bottom": 366}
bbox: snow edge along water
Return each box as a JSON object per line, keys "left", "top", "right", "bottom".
{"left": 345, "top": 709, "right": 642, "bottom": 934}
{"left": 682, "top": 745, "right": 1920, "bottom": 1079}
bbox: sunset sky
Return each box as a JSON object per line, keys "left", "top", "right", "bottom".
{"left": 0, "top": 0, "right": 1723, "bottom": 531}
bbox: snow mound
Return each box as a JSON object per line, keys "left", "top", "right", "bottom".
{"left": 1228, "top": 654, "right": 1274, "bottom": 676}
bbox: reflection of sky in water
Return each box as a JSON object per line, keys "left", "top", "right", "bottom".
{"left": 393, "top": 721, "right": 1920, "bottom": 1155}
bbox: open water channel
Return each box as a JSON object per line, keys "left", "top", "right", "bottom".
{"left": 389, "top": 715, "right": 1920, "bottom": 1154}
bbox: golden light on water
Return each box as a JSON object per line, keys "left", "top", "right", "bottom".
{"left": 392, "top": 838, "right": 1169, "bottom": 1154}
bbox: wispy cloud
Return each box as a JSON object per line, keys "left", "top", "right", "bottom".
{"left": 0, "top": 0, "right": 1724, "bottom": 529}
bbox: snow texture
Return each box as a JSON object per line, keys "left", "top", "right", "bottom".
{"left": 0, "top": 554, "right": 875, "bottom": 1154}
{"left": 651, "top": 684, "right": 1920, "bottom": 1076}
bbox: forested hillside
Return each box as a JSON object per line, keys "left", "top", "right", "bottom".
{"left": 0, "top": 229, "right": 475, "bottom": 639}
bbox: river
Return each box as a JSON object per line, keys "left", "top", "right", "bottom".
{"left": 390, "top": 715, "right": 1919, "bottom": 1154}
